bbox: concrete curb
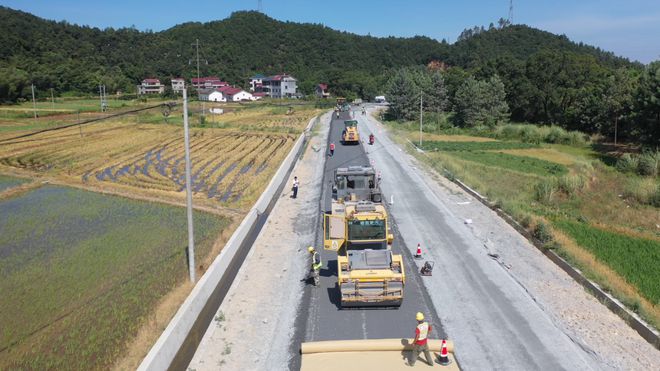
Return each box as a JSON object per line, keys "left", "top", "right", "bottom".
{"left": 408, "top": 143, "right": 660, "bottom": 351}
{"left": 138, "top": 113, "right": 323, "bottom": 371}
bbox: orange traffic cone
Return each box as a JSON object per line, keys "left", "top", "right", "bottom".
{"left": 437, "top": 339, "right": 451, "bottom": 366}
{"left": 414, "top": 243, "right": 423, "bottom": 259}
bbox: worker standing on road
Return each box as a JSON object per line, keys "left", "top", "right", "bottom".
{"left": 292, "top": 176, "right": 299, "bottom": 198}
{"left": 307, "top": 246, "right": 322, "bottom": 286}
{"left": 408, "top": 312, "right": 434, "bottom": 367}
{"left": 329, "top": 142, "right": 335, "bottom": 157}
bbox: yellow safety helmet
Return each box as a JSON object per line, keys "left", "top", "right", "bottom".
{"left": 308, "top": 246, "right": 315, "bottom": 253}
{"left": 416, "top": 312, "right": 424, "bottom": 321}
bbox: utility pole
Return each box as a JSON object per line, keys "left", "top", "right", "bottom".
{"left": 99, "top": 85, "right": 104, "bottom": 112}
{"left": 193, "top": 38, "right": 205, "bottom": 120}
{"left": 31, "top": 84, "right": 37, "bottom": 120}
{"left": 50, "top": 88, "right": 55, "bottom": 110}
{"left": 508, "top": 0, "right": 514, "bottom": 25}
{"left": 182, "top": 87, "right": 196, "bottom": 283}
{"left": 419, "top": 90, "right": 423, "bottom": 147}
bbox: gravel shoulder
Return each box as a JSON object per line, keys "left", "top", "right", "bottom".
{"left": 359, "top": 106, "right": 659, "bottom": 370}
{"left": 187, "top": 113, "right": 330, "bottom": 370}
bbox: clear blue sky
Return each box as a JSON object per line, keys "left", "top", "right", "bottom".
{"left": 2, "top": 0, "right": 659, "bottom": 63}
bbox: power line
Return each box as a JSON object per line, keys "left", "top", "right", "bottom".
{"left": 0, "top": 103, "right": 176, "bottom": 144}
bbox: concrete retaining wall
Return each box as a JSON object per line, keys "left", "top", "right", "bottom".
{"left": 138, "top": 114, "right": 322, "bottom": 371}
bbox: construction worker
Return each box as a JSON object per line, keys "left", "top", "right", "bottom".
{"left": 329, "top": 142, "right": 335, "bottom": 157}
{"left": 291, "top": 176, "right": 299, "bottom": 198}
{"left": 308, "top": 246, "right": 322, "bottom": 286}
{"left": 408, "top": 312, "right": 433, "bottom": 367}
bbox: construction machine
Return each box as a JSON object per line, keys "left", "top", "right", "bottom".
{"left": 342, "top": 120, "right": 360, "bottom": 144}
{"left": 332, "top": 165, "right": 382, "bottom": 203}
{"left": 323, "top": 200, "right": 405, "bottom": 307}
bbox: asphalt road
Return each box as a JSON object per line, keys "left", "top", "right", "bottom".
{"left": 353, "top": 105, "right": 599, "bottom": 370}
{"left": 289, "top": 109, "right": 444, "bottom": 369}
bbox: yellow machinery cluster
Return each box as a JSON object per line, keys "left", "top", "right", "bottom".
{"left": 342, "top": 120, "right": 360, "bottom": 144}
{"left": 324, "top": 199, "right": 405, "bottom": 307}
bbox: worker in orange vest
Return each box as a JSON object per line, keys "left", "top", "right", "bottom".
{"left": 408, "top": 312, "right": 433, "bottom": 366}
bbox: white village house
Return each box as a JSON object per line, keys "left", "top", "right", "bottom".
{"left": 198, "top": 88, "right": 226, "bottom": 102}
{"left": 219, "top": 86, "right": 253, "bottom": 102}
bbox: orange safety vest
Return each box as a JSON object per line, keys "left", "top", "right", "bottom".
{"left": 415, "top": 322, "right": 430, "bottom": 345}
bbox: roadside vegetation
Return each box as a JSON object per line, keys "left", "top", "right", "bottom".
{"left": 384, "top": 114, "right": 660, "bottom": 329}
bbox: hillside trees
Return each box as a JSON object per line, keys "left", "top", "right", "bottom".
{"left": 635, "top": 61, "right": 660, "bottom": 145}
{"left": 454, "top": 75, "right": 509, "bottom": 127}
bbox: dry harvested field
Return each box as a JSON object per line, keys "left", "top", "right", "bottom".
{"left": 0, "top": 104, "right": 322, "bottom": 209}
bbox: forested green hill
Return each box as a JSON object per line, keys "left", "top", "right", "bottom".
{"left": 0, "top": 7, "right": 636, "bottom": 99}
{"left": 1, "top": 7, "right": 657, "bottom": 143}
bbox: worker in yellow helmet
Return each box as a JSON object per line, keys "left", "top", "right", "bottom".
{"left": 408, "top": 312, "right": 433, "bottom": 367}
{"left": 307, "top": 246, "right": 322, "bottom": 287}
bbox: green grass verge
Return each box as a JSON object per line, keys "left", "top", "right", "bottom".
{"left": 449, "top": 151, "right": 567, "bottom": 177}
{"left": 0, "top": 186, "right": 228, "bottom": 370}
{"left": 554, "top": 220, "right": 660, "bottom": 305}
{"left": 421, "top": 140, "right": 539, "bottom": 152}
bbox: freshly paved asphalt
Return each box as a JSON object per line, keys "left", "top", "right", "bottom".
{"left": 289, "top": 109, "right": 444, "bottom": 369}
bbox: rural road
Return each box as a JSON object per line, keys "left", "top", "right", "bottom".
{"left": 289, "top": 109, "right": 444, "bottom": 368}
{"left": 188, "top": 106, "right": 657, "bottom": 371}
{"left": 290, "top": 105, "right": 606, "bottom": 370}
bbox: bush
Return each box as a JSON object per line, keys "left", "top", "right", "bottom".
{"left": 533, "top": 221, "right": 554, "bottom": 243}
{"left": 534, "top": 179, "right": 557, "bottom": 203}
{"left": 637, "top": 152, "right": 659, "bottom": 177}
{"left": 615, "top": 153, "right": 639, "bottom": 173}
{"left": 520, "top": 125, "right": 542, "bottom": 144}
{"left": 565, "top": 131, "right": 587, "bottom": 146}
{"left": 623, "top": 177, "right": 659, "bottom": 206}
{"left": 557, "top": 174, "right": 585, "bottom": 196}
{"left": 543, "top": 125, "right": 565, "bottom": 144}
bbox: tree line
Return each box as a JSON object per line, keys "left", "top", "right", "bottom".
{"left": 0, "top": 7, "right": 657, "bottom": 144}
{"left": 385, "top": 57, "right": 659, "bottom": 145}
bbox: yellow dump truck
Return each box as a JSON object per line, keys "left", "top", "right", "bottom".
{"left": 342, "top": 120, "right": 360, "bottom": 144}
{"left": 323, "top": 200, "right": 405, "bottom": 307}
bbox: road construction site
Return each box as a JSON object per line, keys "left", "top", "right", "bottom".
{"left": 187, "top": 106, "right": 659, "bottom": 370}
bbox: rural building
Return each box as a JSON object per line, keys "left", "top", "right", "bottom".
{"left": 316, "top": 83, "right": 329, "bottom": 98}
{"left": 251, "top": 92, "right": 266, "bottom": 100}
{"left": 171, "top": 78, "right": 185, "bottom": 93}
{"left": 137, "top": 78, "right": 165, "bottom": 95}
{"left": 250, "top": 73, "right": 298, "bottom": 98}
{"left": 219, "top": 86, "right": 253, "bottom": 101}
{"left": 198, "top": 88, "right": 226, "bottom": 102}
{"left": 249, "top": 73, "right": 265, "bottom": 92}
{"left": 191, "top": 76, "right": 229, "bottom": 90}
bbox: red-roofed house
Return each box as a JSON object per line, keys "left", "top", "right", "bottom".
{"left": 138, "top": 78, "right": 165, "bottom": 94}
{"left": 315, "top": 83, "right": 329, "bottom": 98}
{"left": 191, "top": 76, "right": 229, "bottom": 90}
{"left": 219, "top": 86, "right": 253, "bottom": 101}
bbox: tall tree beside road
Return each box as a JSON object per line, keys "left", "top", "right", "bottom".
{"left": 425, "top": 71, "right": 448, "bottom": 113}
{"left": 634, "top": 61, "right": 660, "bottom": 145}
{"left": 386, "top": 68, "right": 418, "bottom": 120}
{"left": 454, "top": 75, "right": 509, "bottom": 127}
